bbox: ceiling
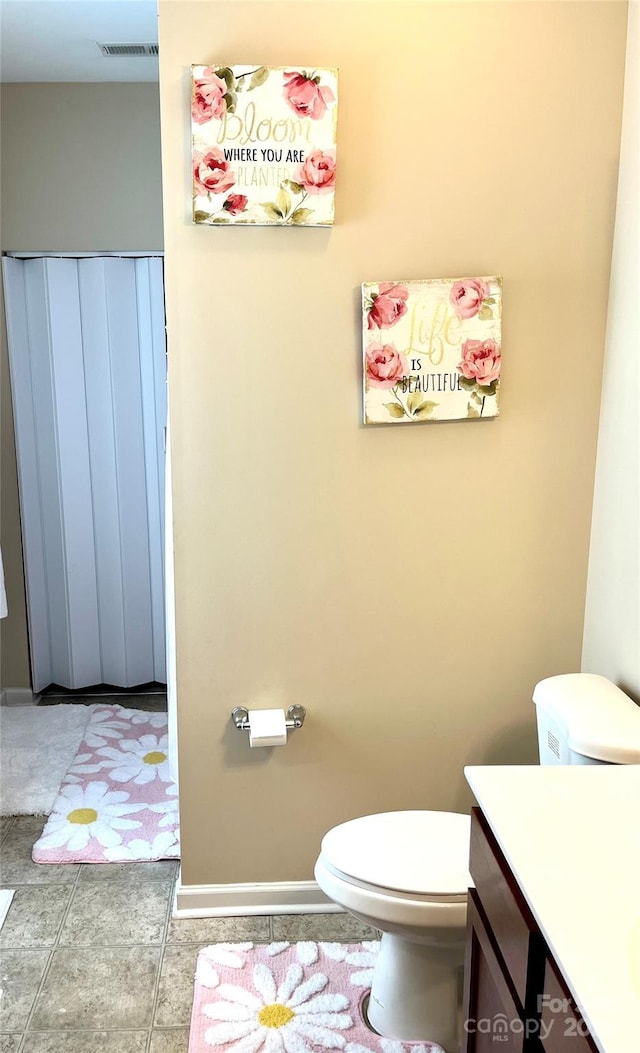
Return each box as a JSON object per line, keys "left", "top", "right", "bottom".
{"left": 0, "top": 0, "right": 159, "bottom": 82}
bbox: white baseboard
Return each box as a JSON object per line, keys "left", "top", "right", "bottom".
{"left": 173, "top": 876, "right": 343, "bottom": 918}
{"left": 0, "top": 688, "right": 36, "bottom": 706}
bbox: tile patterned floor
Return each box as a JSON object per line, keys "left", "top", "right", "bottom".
{"left": 37, "top": 694, "right": 168, "bottom": 713}
{"left": 0, "top": 816, "right": 376, "bottom": 1052}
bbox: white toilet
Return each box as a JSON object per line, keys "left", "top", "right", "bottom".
{"left": 314, "top": 673, "right": 640, "bottom": 1051}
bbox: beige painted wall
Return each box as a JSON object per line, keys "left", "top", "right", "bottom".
{"left": 0, "top": 83, "right": 163, "bottom": 690}
{"left": 158, "top": 0, "right": 627, "bottom": 885}
{"left": 0, "top": 276, "right": 30, "bottom": 690}
{"left": 582, "top": 4, "right": 639, "bottom": 699}
{"left": 0, "top": 84, "right": 163, "bottom": 252}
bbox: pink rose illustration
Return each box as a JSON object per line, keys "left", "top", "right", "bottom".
{"left": 450, "top": 278, "right": 490, "bottom": 319}
{"left": 367, "top": 283, "right": 409, "bottom": 330}
{"left": 193, "top": 148, "right": 236, "bottom": 196}
{"left": 283, "top": 71, "right": 335, "bottom": 120}
{"left": 298, "top": 150, "right": 336, "bottom": 194}
{"left": 458, "top": 338, "right": 501, "bottom": 386}
{"left": 192, "top": 68, "right": 228, "bottom": 125}
{"left": 223, "top": 194, "right": 248, "bottom": 215}
{"left": 365, "top": 343, "right": 408, "bottom": 389}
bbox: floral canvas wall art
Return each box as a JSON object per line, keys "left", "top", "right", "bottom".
{"left": 362, "top": 276, "right": 502, "bottom": 424}
{"left": 192, "top": 65, "right": 338, "bottom": 226}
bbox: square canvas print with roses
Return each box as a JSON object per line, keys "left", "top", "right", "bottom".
{"left": 192, "top": 64, "right": 338, "bottom": 226}
{"left": 362, "top": 276, "right": 502, "bottom": 425}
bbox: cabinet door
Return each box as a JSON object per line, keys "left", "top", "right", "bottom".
{"left": 469, "top": 808, "right": 546, "bottom": 1011}
{"left": 462, "top": 889, "right": 525, "bottom": 1052}
{"left": 539, "top": 957, "right": 598, "bottom": 1053}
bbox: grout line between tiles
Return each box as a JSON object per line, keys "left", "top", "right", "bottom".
{"left": 144, "top": 868, "right": 178, "bottom": 1053}
{"left": 5, "top": 861, "right": 354, "bottom": 1048}
{"left": 20, "top": 856, "right": 83, "bottom": 1036}
{"left": 0, "top": 816, "right": 17, "bottom": 845}
{"left": 16, "top": 947, "right": 56, "bottom": 1042}
{"left": 0, "top": 882, "right": 78, "bottom": 955}
{"left": 54, "top": 876, "right": 177, "bottom": 949}
{"left": 16, "top": 1026, "right": 157, "bottom": 1033}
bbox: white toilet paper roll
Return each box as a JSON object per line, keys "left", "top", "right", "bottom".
{"left": 248, "top": 708, "right": 288, "bottom": 747}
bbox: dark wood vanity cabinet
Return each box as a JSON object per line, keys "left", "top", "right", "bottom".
{"left": 462, "top": 889, "right": 529, "bottom": 1052}
{"left": 462, "top": 808, "right": 598, "bottom": 1053}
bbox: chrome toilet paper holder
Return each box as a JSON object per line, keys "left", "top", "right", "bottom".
{"left": 231, "top": 705, "right": 306, "bottom": 732}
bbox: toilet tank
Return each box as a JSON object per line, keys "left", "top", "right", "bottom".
{"left": 533, "top": 673, "right": 640, "bottom": 765}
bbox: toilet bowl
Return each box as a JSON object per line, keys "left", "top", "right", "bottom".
{"left": 314, "top": 810, "right": 471, "bottom": 1051}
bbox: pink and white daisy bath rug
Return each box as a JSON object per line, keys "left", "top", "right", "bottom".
{"left": 188, "top": 941, "right": 445, "bottom": 1053}
{"left": 32, "top": 704, "right": 179, "bottom": 864}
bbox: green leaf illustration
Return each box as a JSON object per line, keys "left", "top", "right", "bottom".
{"left": 467, "top": 402, "right": 480, "bottom": 418}
{"left": 262, "top": 202, "right": 284, "bottom": 221}
{"left": 472, "top": 390, "right": 483, "bottom": 403}
{"left": 276, "top": 187, "right": 292, "bottom": 217}
{"left": 216, "top": 67, "right": 236, "bottom": 91}
{"left": 484, "top": 297, "right": 496, "bottom": 305}
{"left": 249, "top": 66, "right": 270, "bottom": 90}
{"left": 413, "top": 401, "right": 439, "bottom": 419}
{"left": 384, "top": 402, "right": 406, "bottom": 419}
{"left": 478, "top": 304, "right": 494, "bottom": 321}
{"left": 406, "top": 389, "right": 423, "bottom": 414}
{"left": 283, "top": 180, "right": 304, "bottom": 195}
{"left": 478, "top": 380, "right": 498, "bottom": 397}
{"left": 223, "top": 91, "right": 237, "bottom": 114}
{"left": 193, "top": 210, "right": 213, "bottom": 223}
{"left": 211, "top": 216, "right": 231, "bottom": 223}
{"left": 460, "top": 376, "right": 476, "bottom": 390}
{"left": 290, "top": 208, "right": 313, "bottom": 225}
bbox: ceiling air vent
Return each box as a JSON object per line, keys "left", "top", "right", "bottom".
{"left": 98, "top": 42, "right": 159, "bottom": 58}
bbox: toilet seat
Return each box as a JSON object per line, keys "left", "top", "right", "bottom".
{"left": 319, "top": 810, "right": 471, "bottom": 898}
{"left": 320, "top": 858, "right": 467, "bottom": 904}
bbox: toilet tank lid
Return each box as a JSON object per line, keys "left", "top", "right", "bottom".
{"left": 319, "top": 811, "right": 471, "bottom": 897}
{"left": 533, "top": 673, "right": 640, "bottom": 763}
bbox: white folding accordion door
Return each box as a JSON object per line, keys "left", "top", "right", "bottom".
{"left": 3, "top": 255, "right": 167, "bottom": 691}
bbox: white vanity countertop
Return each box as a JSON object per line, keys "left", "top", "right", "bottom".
{"left": 465, "top": 764, "right": 640, "bottom": 1053}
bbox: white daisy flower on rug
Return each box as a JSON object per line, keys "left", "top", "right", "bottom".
{"left": 130, "top": 711, "right": 168, "bottom": 728}
{"left": 36, "top": 781, "right": 146, "bottom": 851}
{"left": 202, "top": 943, "right": 254, "bottom": 969}
{"left": 346, "top": 1042, "right": 443, "bottom": 1053}
{"left": 316, "top": 943, "right": 380, "bottom": 987}
{"left": 63, "top": 752, "right": 104, "bottom": 780}
{"left": 103, "top": 830, "right": 179, "bottom": 862}
{"left": 267, "top": 942, "right": 320, "bottom": 966}
{"left": 149, "top": 782, "right": 179, "bottom": 828}
{"left": 380, "top": 1041, "right": 444, "bottom": 1053}
{"left": 93, "top": 733, "right": 172, "bottom": 785}
{"left": 345, "top": 943, "right": 379, "bottom": 988}
{"left": 316, "top": 944, "right": 346, "bottom": 962}
{"left": 84, "top": 709, "right": 132, "bottom": 748}
{"left": 202, "top": 961, "right": 352, "bottom": 1053}
{"left": 197, "top": 958, "right": 221, "bottom": 990}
